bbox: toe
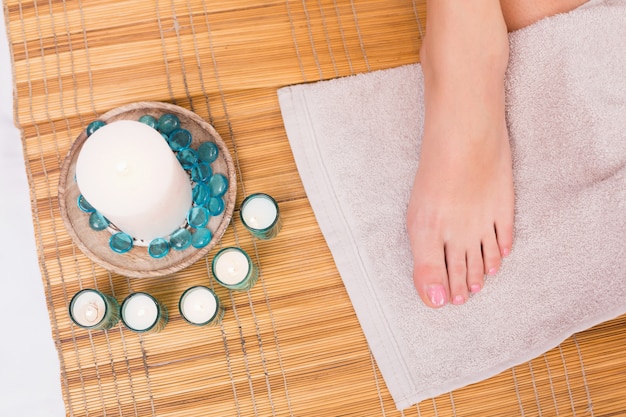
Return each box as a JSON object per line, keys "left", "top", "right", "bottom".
{"left": 413, "top": 264, "right": 449, "bottom": 308}
{"left": 482, "top": 230, "right": 502, "bottom": 275}
{"left": 496, "top": 218, "right": 514, "bottom": 258}
{"left": 466, "top": 247, "right": 484, "bottom": 294}
{"left": 445, "top": 244, "right": 469, "bottom": 305}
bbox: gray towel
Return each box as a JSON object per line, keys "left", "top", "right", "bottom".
{"left": 278, "top": 0, "right": 626, "bottom": 410}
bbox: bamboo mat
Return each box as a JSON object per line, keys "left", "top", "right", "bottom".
{"left": 4, "top": 0, "right": 625, "bottom": 415}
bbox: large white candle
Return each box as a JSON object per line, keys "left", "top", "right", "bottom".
{"left": 75, "top": 120, "right": 192, "bottom": 242}
{"left": 121, "top": 293, "right": 160, "bottom": 332}
{"left": 179, "top": 286, "right": 220, "bottom": 325}
{"left": 213, "top": 248, "right": 250, "bottom": 285}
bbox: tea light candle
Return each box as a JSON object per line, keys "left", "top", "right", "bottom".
{"left": 240, "top": 193, "right": 282, "bottom": 240}
{"left": 121, "top": 292, "right": 168, "bottom": 333}
{"left": 75, "top": 120, "right": 192, "bottom": 242}
{"left": 179, "top": 286, "right": 225, "bottom": 326}
{"left": 212, "top": 247, "right": 259, "bottom": 291}
{"left": 69, "top": 289, "right": 120, "bottom": 330}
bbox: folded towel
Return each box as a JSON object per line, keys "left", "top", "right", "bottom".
{"left": 278, "top": 0, "right": 626, "bottom": 410}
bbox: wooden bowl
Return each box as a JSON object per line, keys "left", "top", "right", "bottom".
{"left": 58, "top": 102, "right": 236, "bottom": 278}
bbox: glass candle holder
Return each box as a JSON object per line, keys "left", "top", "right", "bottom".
{"left": 240, "top": 193, "right": 282, "bottom": 240}
{"left": 121, "top": 292, "right": 168, "bottom": 334}
{"left": 69, "top": 289, "right": 120, "bottom": 330}
{"left": 178, "top": 286, "right": 225, "bottom": 326}
{"left": 212, "top": 247, "right": 259, "bottom": 291}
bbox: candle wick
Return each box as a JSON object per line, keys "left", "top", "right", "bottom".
{"left": 227, "top": 266, "right": 236, "bottom": 274}
{"left": 116, "top": 160, "right": 129, "bottom": 175}
{"left": 195, "top": 304, "right": 205, "bottom": 311}
{"left": 85, "top": 304, "right": 98, "bottom": 323}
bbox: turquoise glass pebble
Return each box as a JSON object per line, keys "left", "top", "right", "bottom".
{"left": 77, "top": 195, "right": 95, "bottom": 213}
{"left": 208, "top": 174, "right": 228, "bottom": 197}
{"left": 198, "top": 142, "right": 218, "bottom": 163}
{"left": 86, "top": 120, "right": 106, "bottom": 137}
{"left": 170, "top": 228, "right": 192, "bottom": 251}
{"left": 191, "top": 228, "right": 212, "bottom": 249}
{"left": 190, "top": 162, "right": 212, "bottom": 183}
{"left": 148, "top": 238, "right": 170, "bottom": 259}
{"left": 177, "top": 148, "right": 198, "bottom": 169}
{"left": 158, "top": 113, "right": 181, "bottom": 135}
{"left": 109, "top": 232, "right": 133, "bottom": 253}
{"left": 187, "top": 206, "right": 210, "bottom": 228}
{"left": 168, "top": 129, "right": 192, "bottom": 152}
{"left": 138, "top": 115, "right": 158, "bottom": 129}
{"left": 89, "top": 211, "right": 109, "bottom": 231}
{"left": 207, "top": 196, "right": 224, "bottom": 216}
{"left": 160, "top": 132, "right": 169, "bottom": 141}
{"left": 192, "top": 183, "right": 210, "bottom": 206}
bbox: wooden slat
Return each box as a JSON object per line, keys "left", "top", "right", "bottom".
{"left": 6, "top": 0, "right": 625, "bottom": 415}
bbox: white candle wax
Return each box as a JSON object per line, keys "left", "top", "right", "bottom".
{"left": 213, "top": 249, "right": 250, "bottom": 285}
{"left": 122, "top": 293, "right": 159, "bottom": 331}
{"left": 241, "top": 194, "right": 277, "bottom": 230}
{"left": 71, "top": 290, "right": 106, "bottom": 327}
{"left": 75, "top": 120, "right": 192, "bottom": 242}
{"left": 180, "top": 287, "right": 218, "bottom": 324}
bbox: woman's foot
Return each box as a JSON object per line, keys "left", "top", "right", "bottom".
{"left": 407, "top": 12, "right": 514, "bottom": 308}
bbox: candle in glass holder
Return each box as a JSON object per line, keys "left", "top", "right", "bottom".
{"left": 69, "top": 289, "right": 120, "bottom": 330}
{"left": 179, "top": 286, "right": 225, "bottom": 326}
{"left": 240, "top": 193, "right": 282, "bottom": 240}
{"left": 212, "top": 247, "right": 259, "bottom": 291}
{"left": 75, "top": 120, "right": 192, "bottom": 242}
{"left": 121, "top": 292, "right": 168, "bottom": 333}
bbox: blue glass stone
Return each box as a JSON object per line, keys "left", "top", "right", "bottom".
{"left": 160, "top": 132, "right": 169, "bottom": 141}
{"left": 168, "top": 128, "right": 192, "bottom": 151}
{"left": 170, "top": 228, "right": 192, "bottom": 251}
{"left": 138, "top": 115, "right": 158, "bottom": 129}
{"left": 191, "top": 228, "right": 212, "bottom": 249}
{"left": 177, "top": 148, "right": 198, "bottom": 169}
{"left": 192, "top": 183, "right": 210, "bottom": 206}
{"left": 187, "top": 206, "right": 210, "bottom": 228}
{"left": 148, "top": 237, "right": 170, "bottom": 259}
{"left": 208, "top": 174, "right": 228, "bottom": 197}
{"left": 110, "top": 232, "right": 133, "bottom": 253}
{"left": 86, "top": 120, "right": 106, "bottom": 137}
{"left": 89, "top": 211, "right": 109, "bottom": 231}
{"left": 206, "top": 196, "right": 224, "bottom": 216}
{"left": 157, "top": 113, "right": 180, "bottom": 135}
{"left": 77, "top": 195, "right": 96, "bottom": 213}
{"left": 197, "top": 142, "right": 218, "bottom": 164}
{"left": 190, "top": 162, "right": 212, "bottom": 183}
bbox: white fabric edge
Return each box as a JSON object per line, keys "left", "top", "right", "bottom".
{"left": 278, "top": 86, "right": 418, "bottom": 407}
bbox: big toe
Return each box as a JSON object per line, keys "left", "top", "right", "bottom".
{"left": 413, "top": 263, "right": 449, "bottom": 308}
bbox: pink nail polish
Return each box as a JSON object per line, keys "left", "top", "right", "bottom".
{"left": 427, "top": 285, "right": 447, "bottom": 307}
{"left": 502, "top": 247, "right": 510, "bottom": 257}
{"left": 452, "top": 295, "right": 465, "bottom": 305}
{"left": 488, "top": 267, "right": 497, "bottom": 275}
{"left": 470, "top": 284, "right": 481, "bottom": 294}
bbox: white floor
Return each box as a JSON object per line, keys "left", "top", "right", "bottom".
{"left": 0, "top": 15, "right": 66, "bottom": 417}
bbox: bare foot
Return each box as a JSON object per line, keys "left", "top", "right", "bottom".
{"left": 407, "top": 28, "right": 514, "bottom": 308}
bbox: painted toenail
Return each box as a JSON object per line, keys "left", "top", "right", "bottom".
{"left": 427, "top": 285, "right": 447, "bottom": 307}
{"left": 488, "top": 267, "right": 497, "bottom": 275}
{"left": 502, "top": 248, "right": 510, "bottom": 257}
{"left": 470, "top": 284, "right": 481, "bottom": 294}
{"left": 452, "top": 295, "right": 465, "bottom": 305}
